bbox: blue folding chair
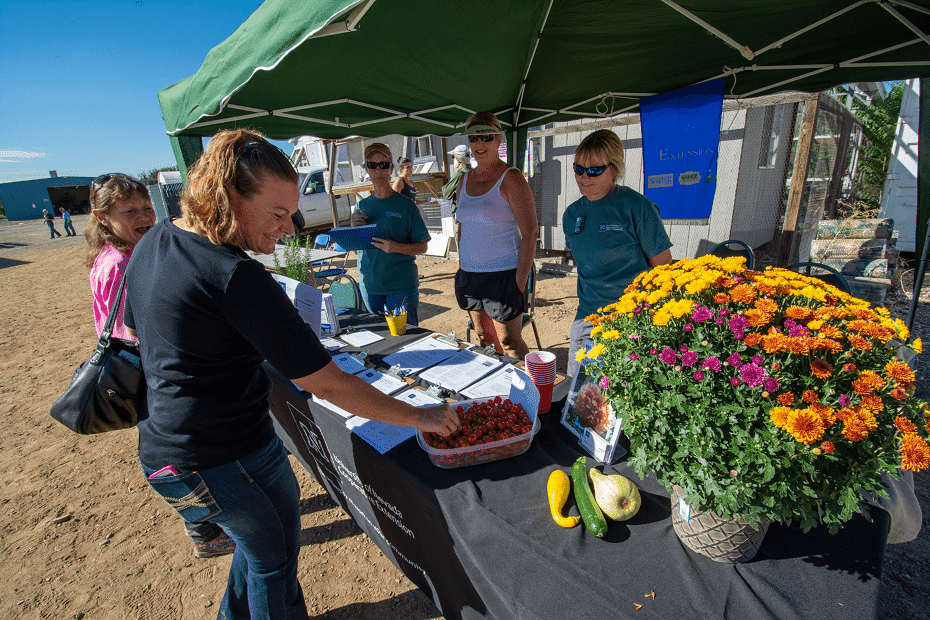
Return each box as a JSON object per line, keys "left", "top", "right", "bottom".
{"left": 312, "top": 234, "right": 348, "bottom": 280}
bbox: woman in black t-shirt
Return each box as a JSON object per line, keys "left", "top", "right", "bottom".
{"left": 123, "top": 130, "right": 459, "bottom": 620}
{"left": 391, "top": 156, "right": 417, "bottom": 201}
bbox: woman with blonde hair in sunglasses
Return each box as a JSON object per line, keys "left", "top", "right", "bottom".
{"left": 563, "top": 129, "right": 673, "bottom": 377}
{"left": 352, "top": 142, "right": 430, "bottom": 324}
{"left": 121, "top": 130, "right": 458, "bottom": 619}
{"left": 454, "top": 111, "right": 538, "bottom": 360}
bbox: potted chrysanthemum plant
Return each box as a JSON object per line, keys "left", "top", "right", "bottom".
{"left": 579, "top": 254, "right": 929, "bottom": 562}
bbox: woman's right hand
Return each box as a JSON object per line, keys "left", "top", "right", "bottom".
{"left": 351, "top": 211, "right": 367, "bottom": 226}
{"left": 415, "top": 404, "right": 461, "bottom": 436}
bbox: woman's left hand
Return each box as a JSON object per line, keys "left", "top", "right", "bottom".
{"left": 516, "top": 273, "right": 527, "bottom": 293}
{"left": 371, "top": 237, "right": 395, "bottom": 253}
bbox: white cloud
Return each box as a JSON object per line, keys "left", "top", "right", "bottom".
{"left": 0, "top": 150, "right": 45, "bottom": 158}
{"left": 0, "top": 159, "right": 22, "bottom": 162}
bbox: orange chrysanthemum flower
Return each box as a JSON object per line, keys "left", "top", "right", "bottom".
{"left": 819, "top": 324, "right": 843, "bottom": 339}
{"left": 855, "top": 407, "right": 879, "bottom": 432}
{"left": 777, "top": 392, "right": 794, "bottom": 406}
{"left": 786, "top": 409, "right": 826, "bottom": 444}
{"left": 769, "top": 406, "right": 792, "bottom": 429}
{"left": 821, "top": 441, "right": 835, "bottom": 454}
{"left": 835, "top": 407, "right": 854, "bottom": 422}
{"left": 860, "top": 395, "right": 884, "bottom": 413}
{"left": 729, "top": 283, "right": 757, "bottom": 304}
{"left": 743, "top": 333, "right": 762, "bottom": 347}
{"left": 885, "top": 359, "right": 916, "bottom": 384}
{"left": 754, "top": 298, "right": 778, "bottom": 313}
{"left": 784, "top": 305, "right": 813, "bottom": 320}
{"left": 900, "top": 432, "right": 930, "bottom": 471}
{"left": 713, "top": 293, "right": 730, "bottom": 304}
{"left": 853, "top": 370, "right": 884, "bottom": 395}
{"left": 744, "top": 309, "right": 773, "bottom": 327}
{"left": 848, "top": 334, "right": 872, "bottom": 351}
{"left": 802, "top": 389, "right": 819, "bottom": 404}
{"left": 811, "top": 403, "right": 836, "bottom": 428}
{"left": 787, "top": 337, "right": 812, "bottom": 355}
{"left": 761, "top": 334, "right": 788, "bottom": 354}
{"left": 813, "top": 338, "right": 843, "bottom": 354}
{"left": 843, "top": 417, "right": 869, "bottom": 442}
{"left": 892, "top": 388, "right": 908, "bottom": 400}
{"left": 895, "top": 416, "right": 918, "bottom": 433}
{"left": 842, "top": 363, "right": 857, "bottom": 373}
{"left": 810, "top": 359, "right": 833, "bottom": 379}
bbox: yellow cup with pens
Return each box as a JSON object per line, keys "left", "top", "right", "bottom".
{"left": 385, "top": 300, "right": 407, "bottom": 336}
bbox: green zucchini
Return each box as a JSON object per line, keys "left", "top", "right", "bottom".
{"left": 571, "top": 456, "right": 607, "bottom": 537}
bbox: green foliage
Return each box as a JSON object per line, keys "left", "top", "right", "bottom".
{"left": 849, "top": 82, "right": 906, "bottom": 210}
{"left": 273, "top": 234, "right": 314, "bottom": 284}
{"left": 583, "top": 255, "right": 929, "bottom": 533}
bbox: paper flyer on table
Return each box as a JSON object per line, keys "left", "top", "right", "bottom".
{"left": 331, "top": 352, "right": 366, "bottom": 374}
{"left": 418, "top": 349, "right": 503, "bottom": 393}
{"left": 339, "top": 329, "right": 383, "bottom": 348}
{"left": 345, "top": 417, "right": 416, "bottom": 454}
{"left": 356, "top": 368, "right": 407, "bottom": 395}
{"left": 381, "top": 335, "right": 459, "bottom": 375}
{"left": 459, "top": 364, "right": 518, "bottom": 399}
{"left": 393, "top": 388, "right": 443, "bottom": 407}
{"left": 271, "top": 273, "right": 322, "bottom": 336}
{"left": 319, "top": 337, "right": 344, "bottom": 351}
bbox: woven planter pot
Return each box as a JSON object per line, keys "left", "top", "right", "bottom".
{"left": 670, "top": 485, "right": 770, "bottom": 563}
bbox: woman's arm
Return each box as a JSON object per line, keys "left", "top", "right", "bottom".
{"left": 370, "top": 238, "right": 428, "bottom": 255}
{"left": 294, "top": 361, "right": 460, "bottom": 435}
{"left": 648, "top": 249, "right": 673, "bottom": 267}
{"left": 500, "top": 169, "right": 539, "bottom": 292}
{"left": 391, "top": 178, "right": 404, "bottom": 194}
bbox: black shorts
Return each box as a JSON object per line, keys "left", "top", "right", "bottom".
{"left": 454, "top": 268, "right": 526, "bottom": 323}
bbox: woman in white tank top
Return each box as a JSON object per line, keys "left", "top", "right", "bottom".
{"left": 454, "top": 111, "right": 539, "bottom": 360}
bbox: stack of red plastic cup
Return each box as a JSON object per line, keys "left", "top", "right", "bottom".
{"left": 524, "top": 351, "right": 557, "bottom": 413}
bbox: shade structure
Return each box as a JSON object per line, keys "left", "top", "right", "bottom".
{"left": 159, "top": 0, "right": 930, "bottom": 142}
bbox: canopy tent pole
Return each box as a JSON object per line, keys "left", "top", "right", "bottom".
{"left": 907, "top": 77, "right": 930, "bottom": 331}
{"left": 661, "top": 0, "right": 756, "bottom": 60}
{"left": 309, "top": 0, "right": 376, "bottom": 39}
{"left": 328, "top": 140, "right": 339, "bottom": 228}
{"left": 169, "top": 135, "right": 204, "bottom": 184}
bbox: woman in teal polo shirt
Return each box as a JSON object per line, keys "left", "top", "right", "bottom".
{"left": 564, "top": 129, "right": 674, "bottom": 377}
{"left": 352, "top": 142, "right": 430, "bottom": 325}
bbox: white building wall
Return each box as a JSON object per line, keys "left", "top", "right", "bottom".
{"left": 879, "top": 78, "right": 919, "bottom": 252}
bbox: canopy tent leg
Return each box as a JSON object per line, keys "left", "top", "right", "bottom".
{"left": 907, "top": 77, "right": 930, "bottom": 332}
{"left": 170, "top": 135, "right": 204, "bottom": 184}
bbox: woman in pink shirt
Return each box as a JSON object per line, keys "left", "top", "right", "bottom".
{"left": 85, "top": 173, "right": 235, "bottom": 559}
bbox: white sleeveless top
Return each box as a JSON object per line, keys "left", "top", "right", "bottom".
{"left": 456, "top": 166, "right": 521, "bottom": 272}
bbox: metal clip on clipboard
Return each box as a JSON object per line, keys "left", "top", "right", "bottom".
{"left": 385, "top": 364, "right": 405, "bottom": 380}
{"left": 434, "top": 331, "right": 458, "bottom": 347}
{"left": 474, "top": 345, "right": 499, "bottom": 359}
{"left": 425, "top": 383, "right": 451, "bottom": 400}
{"left": 351, "top": 350, "right": 369, "bottom": 363}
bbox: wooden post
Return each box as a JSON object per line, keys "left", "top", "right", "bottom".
{"left": 328, "top": 140, "right": 339, "bottom": 228}
{"left": 776, "top": 94, "right": 819, "bottom": 267}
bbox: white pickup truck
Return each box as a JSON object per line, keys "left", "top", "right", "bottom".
{"left": 297, "top": 167, "right": 352, "bottom": 229}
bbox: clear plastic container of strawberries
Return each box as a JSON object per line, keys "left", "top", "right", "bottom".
{"left": 417, "top": 396, "right": 540, "bottom": 468}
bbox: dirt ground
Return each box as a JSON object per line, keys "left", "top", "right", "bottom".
{"left": 0, "top": 214, "right": 927, "bottom": 619}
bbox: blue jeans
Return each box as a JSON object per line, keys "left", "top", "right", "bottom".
{"left": 63, "top": 220, "right": 76, "bottom": 236}
{"left": 142, "top": 437, "right": 308, "bottom": 620}
{"left": 358, "top": 275, "right": 419, "bottom": 326}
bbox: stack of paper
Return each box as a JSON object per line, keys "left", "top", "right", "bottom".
{"left": 331, "top": 352, "right": 367, "bottom": 374}
{"left": 459, "top": 364, "right": 518, "bottom": 399}
{"left": 356, "top": 368, "right": 408, "bottom": 395}
{"left": 418, "top": 349, "right": 504, "bottom": 393}
{"left": 381, "top": 335, "right": 459, "bottom": 375}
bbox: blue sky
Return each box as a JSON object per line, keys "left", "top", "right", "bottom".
{"left": 0, "top": 0, "right": 293, "bottom": 183}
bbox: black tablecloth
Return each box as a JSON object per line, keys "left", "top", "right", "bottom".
{"left": 266, "top": 314, "right": 888, "bottom": 620}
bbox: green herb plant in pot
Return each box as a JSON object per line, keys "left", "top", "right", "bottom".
{"left": 579, "top": 254, "right": 930, "bottom": 563}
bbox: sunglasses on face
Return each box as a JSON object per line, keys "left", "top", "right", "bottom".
{"left": 468, "top": 135, "right": 498, "bottom": 143}
{"left": 573, "top": 163, "right": 610, "bottom": 177}
{"left": 365, "top": 161, "right": 392, "bottom": 170}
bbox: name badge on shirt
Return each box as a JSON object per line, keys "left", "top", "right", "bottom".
{"left": 386, "top": 211, "right": 403, "bottom": 219}
{"left": 598, "top": 223, "right": 624, "bottom": 232}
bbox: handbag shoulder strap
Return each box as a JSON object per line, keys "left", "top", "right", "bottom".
{"left": 99, "top": 274, "right": 127, "bottom": 345}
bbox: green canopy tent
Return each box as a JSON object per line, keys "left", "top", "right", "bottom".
{"left": 158, "top": 0, "right": 930, "bottom": 325}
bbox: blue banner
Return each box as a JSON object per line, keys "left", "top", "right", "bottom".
{"left": 640, "top": 78, "right": 724, "bottom": 220}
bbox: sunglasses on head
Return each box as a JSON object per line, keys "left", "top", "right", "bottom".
{"left": 468, "top": 135, "right": 498, "bottom": 143}
{"left": 573, "top": 163, "right": 610, "bottom": 177}
{"left": 92, "top": 172, "right": 129, "bottom": 188}
{"left": 365, "top": 161, "right": 392, "bottom": 170}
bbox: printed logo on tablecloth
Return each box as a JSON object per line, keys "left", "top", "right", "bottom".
{"left": 287, "top": 400, "right": 341, "bottom": 492}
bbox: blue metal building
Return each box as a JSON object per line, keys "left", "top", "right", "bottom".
{"left": 0, "top": 176, "right": 96, "bottom": 221}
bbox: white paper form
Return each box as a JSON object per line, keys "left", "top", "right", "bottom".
{"left": 331, "top": 352, "right": 367, "bottom": 374}
{"left": 393, "top": 388, "right": 443, "bottom": 407}
{"left": 339, "top": 330, "right": 384, "bottom": 348}
{"left": 459, "top": 364, "right": 518, "bottom": 399}
{"left": 381, "top": 335, "right": 459, "bottom": 376}
{"left": 320, "top": 337, "right": 345, "bottom": 351}
{"left": 344, "top": 417, "right": 417, "bottom": 454}
{"left": 418, "top": 349, "right": 504, "bottom": 393}
{"left": 356, "top": 368, "right": 408, "bottom": 395}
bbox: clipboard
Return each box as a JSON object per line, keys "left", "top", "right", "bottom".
{"left": 328, "top": 224, "right": 380, "bottom": 251}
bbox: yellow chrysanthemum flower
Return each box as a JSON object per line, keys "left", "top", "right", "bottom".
{"left": 587, "top": 344, "right": 606, "bottom": 359}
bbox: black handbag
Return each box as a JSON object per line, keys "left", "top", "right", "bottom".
{"left": 50, "top": 275, "right": 146, "bottom": 434}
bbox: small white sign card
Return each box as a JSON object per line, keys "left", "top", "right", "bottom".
{"left": 339, "top": 329, "right": 383, "bottom": 348}
{"left": 560, "top": 369, "right": 625, "bottom": 464}
{"left": 393, "top": 388, "right": 443, "bottom": 407}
